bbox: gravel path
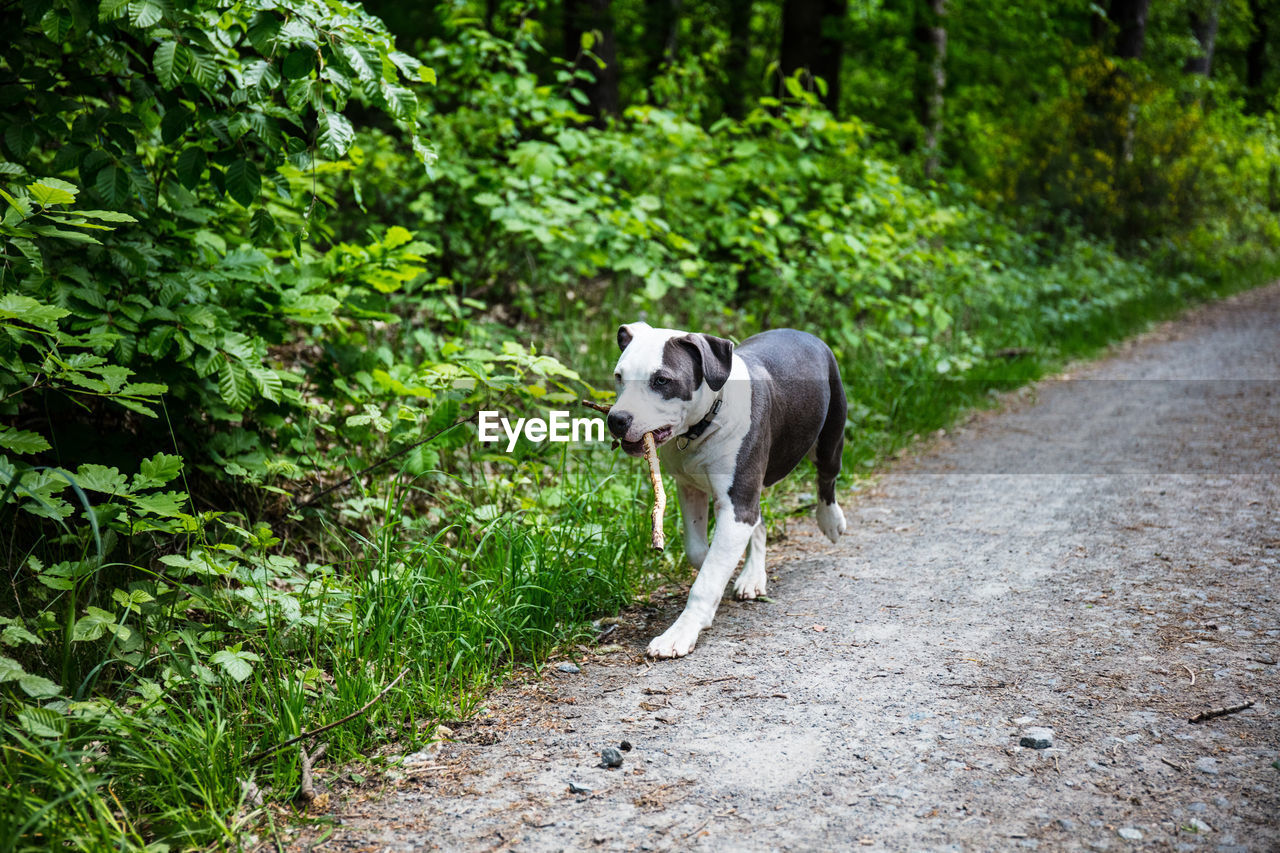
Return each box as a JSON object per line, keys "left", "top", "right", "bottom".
{"left": 312, "top": 285, "right": 1279, "bottom": 852}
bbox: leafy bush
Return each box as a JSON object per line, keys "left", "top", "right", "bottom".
{"left": 975, "top": 49, "right": 1280, "bottom": 251}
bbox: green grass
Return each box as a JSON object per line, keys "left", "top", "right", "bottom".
{"left": 0, "top": 447, "right": 667, "bottom": 851}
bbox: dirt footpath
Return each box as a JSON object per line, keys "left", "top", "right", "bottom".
{"left": 316, "top": 285, "right": 1280, "bottom": 852}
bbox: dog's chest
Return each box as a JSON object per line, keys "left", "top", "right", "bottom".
{"left": 660, "top": 430, "right": 742, "bottom": 494}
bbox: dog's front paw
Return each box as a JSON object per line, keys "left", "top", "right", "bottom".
{"left": 647, "top": 623, "right": 700, "bottom": 658}
{"left": 816, "top": 501, "right": 847, "bottom": 543}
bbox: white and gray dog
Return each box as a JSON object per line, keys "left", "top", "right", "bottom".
{"left": 607, "top": 322, "right": 848, "bottom": 658}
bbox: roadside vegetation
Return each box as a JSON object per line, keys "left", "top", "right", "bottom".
{"left": 2, "top": 0, "right": 1278, "bottom": 848}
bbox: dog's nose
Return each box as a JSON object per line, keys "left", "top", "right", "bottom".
{"left": 607, "top": 410, "right": 632, "bottom": 439}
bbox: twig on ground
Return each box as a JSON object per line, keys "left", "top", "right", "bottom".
{"left": 683, "top": 815, "right": 713, "bottom": 840}
{"left": 298, "top": 742, "right": 327, "bottom": 804}
{"left": 248, "top": 667, "right": 410, "bottom": 763}
{"left": 692, "top": 675, "right": 735, "bottom": 686}
{"left": 1188, "top": 700, "right": 1254, "bottom": 724}
{"left": 1181, "top": 664, "right": 1196, "bottom": 686}
{"left": 1160, "top": 756, "right": 1187, "bottom": 772}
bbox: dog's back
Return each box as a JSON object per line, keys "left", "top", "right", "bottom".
{"left": 734, "top": 329, "right": 846, "bottom": 490}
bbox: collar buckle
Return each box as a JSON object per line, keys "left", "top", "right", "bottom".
{"left": 676, "top": 397, "right": 722, "bottom": 451}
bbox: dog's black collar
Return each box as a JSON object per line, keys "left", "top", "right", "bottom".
{"left": 676, "top": 397, "right": 723, "bottom": 450}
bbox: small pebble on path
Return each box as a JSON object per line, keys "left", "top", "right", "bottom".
{"left": 1019, "top": 727, "right": 1054, "bottom": 749}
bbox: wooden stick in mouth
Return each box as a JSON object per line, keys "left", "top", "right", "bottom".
{"left": 581, "top": 399, "right": 666, "bottom": 551}
{"left": 642, "top": 432, "right": 665, "bottom": 551}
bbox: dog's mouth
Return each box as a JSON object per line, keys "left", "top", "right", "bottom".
{"left": 621, "top": 425, "right": 674, "bottom": 456}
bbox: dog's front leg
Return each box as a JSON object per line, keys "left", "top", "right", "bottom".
{"left": 647, "top": 504, "right": 755, "bottom": 659}
{"left": 677, "top": 482, "right": 709, "bottom": 569}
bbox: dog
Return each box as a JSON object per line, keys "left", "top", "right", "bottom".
{"left": 607, "top": 322, "right": 848, "bottom": 658}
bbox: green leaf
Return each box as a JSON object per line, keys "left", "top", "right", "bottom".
{"left": 380, "top": 84, "right": 417, "bottom": 121}
{"left": 17, "top": 706, "right": 67, "bottom": 738}
{"left": 281, "top": 47, "right": 315, "bottom": 80}
{"left": 99, "top": 0, "right": 129, "bottom": 21}
{"left": 111, "top": 588, "right": 154, "bottom": 612}
{"left": 0, "top": 427, "right": 51, "bottom": 455}
{"left": 27, "top": 178, "right": 78, "bottom": 207}
{"left": 0, "top": 186, "right": 33, "bottom": 216}
{"left": 209, "top": 648, "right": 258, "bottom": 682}
{"left": 284, "top": 78, "right": 316, "bottom": 113}
{"left": 127, "top": 490, "right": 187, "bottom": 517}
{"left": 317, "top": 109, "right": 354, "bottom": 160}
{"left": 1, "top": 623, "right": 41, "bottom": 647}
{"left": 160, "top": 104, "right": 191, "bottom": 144}
{"left": 0, "top": 293, "right": 69, "bottom": 332}
{"left": 0, "top": 655, "right": 25, "bottom": 682}
{"left": 249, "top": 207, "right": 275, "bottom": 242}
{"left": 9, "top": 237, "right": 43, "bottom": 273}
{"left": 95, "top": 165, "right": 133, "bottom": 207}
{"left": 64, "top": 209, "right": 137, "bottom": 223}
{"left": 41, "top": 7, "right": 74, "bottom": 41}
{"left": 71, "top": 464, "right": 127, "bottom": 495}
{"left": 30, "top": 224, "right": 102, "bottom": 245}
{"left": 154, "top": 42, "right": 191, "bottom": 88}
{"left": 225, "top": 159, "right": 260, "bottom": 207}
{"left": 243, "top": 62, "right": 279, "bottom": 100}
{"left": 250, "top": 367, "right": 282, "bottom": 402}
{"left": 217, "top": 361, "right": 253, "bottom": 409}
{"left": 188, "top": 49, "right": 221, "bottom": 89}
{"left": 72, "top": 606, "right": 119, "bottom": 642}
{"left": 246, "top": 12, "right": 280, "bottom": 53}
{"left": 19, "top": 673, "right": 62, "bottom": 699}
{"left": 133, "top": 452, "right": 183, "bottom": 490}
{"left": 128, "top": 0, "right": 164, "bottom": 28}
{"left": 338, "top": 43, "right": 376, "bottom": 82}
{"left": 4, "top": 124, "right": 35, "bottom": 159}
{"left": 176, "top": 146, "right": 206, "bottom": 190}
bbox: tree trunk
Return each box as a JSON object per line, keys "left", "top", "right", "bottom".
{"left": 564, "top": 0, "right": 620, "bottom": 122}
{"left": 1183, "top": 0, "right": 1222, "bottom": 76}
{"left": 921, "top": 0, "right": 947, "bottom": 179}
{"left": 642, "top": 0, "right": 680, "bottom": 85}
{"left": 778, "top": 0, "right": 848, "bottom": 114}
{"left": 720, "top": 0, "right": 753, "bottom": 118}
{"left": 1109, "top": 0, "right": 1150, "bottom": 59}
{"left": 1244, "top": 0, "right": 1271, "bottom": 113}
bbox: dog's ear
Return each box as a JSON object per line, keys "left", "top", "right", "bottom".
{"left": 617, "top": 324, "right": 634, "bottom": 352}
{"left": 677, "top": 333, "right": 734, "bottom": 392}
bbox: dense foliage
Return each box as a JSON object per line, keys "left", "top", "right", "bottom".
{"left": 2, "top": 0, "right": 1278, "bottom": 848}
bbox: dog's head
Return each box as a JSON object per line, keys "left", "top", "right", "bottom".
{"left": 607, "top": 322, "right": 734, "bottom": 456}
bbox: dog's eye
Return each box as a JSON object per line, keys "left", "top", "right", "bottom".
{"left": 652, "top": 375, "right": 669, "bottom": 387}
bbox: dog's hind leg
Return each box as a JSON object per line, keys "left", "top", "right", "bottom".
{"left": 733, "top": 520, "right": 767, "bottom": 600}
{"left": 813, "top": 372, "right": 848, "bottom": 543}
